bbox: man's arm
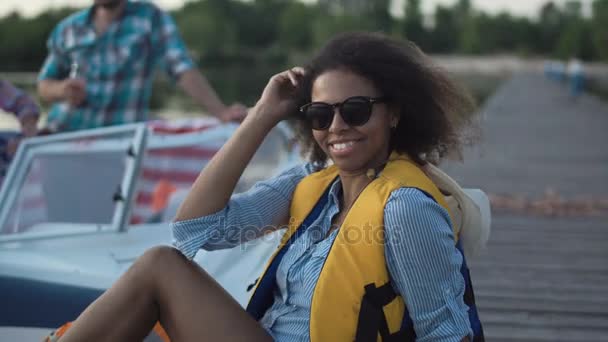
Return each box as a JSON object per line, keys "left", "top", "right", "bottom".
{"left": 177, "top": 69, "right": 243, "bottom": 120}
{"left": 38, "top": 79, "right": 67, "bottom": 103}
{"left": 150, "top": 7, "right": 246, "bottom": 122}
{"left": 38, "top": 23, "right": 69, "bottom": 104}
{"left": 37, "top": 24, "right": 86, "bottom": 108}
{"left": 38, "top": 78, "right": 86, "bottom": 108}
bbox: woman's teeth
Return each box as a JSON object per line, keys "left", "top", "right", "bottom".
{"left": 331, "top": 141, "right": 355, "bottom": 151}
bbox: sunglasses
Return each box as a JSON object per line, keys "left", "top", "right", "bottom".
{"left": 299, "top": 96, "right": 387, "bottom": 130}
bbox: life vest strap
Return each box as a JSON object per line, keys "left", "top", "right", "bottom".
{"left": 246, "top": 187, "right": 331, "bottom": 320}
{"left": 355, "top": 283, "right": 410, "bottom": 342}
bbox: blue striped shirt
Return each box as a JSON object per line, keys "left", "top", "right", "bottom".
{"left": 172, "top": 164, "right": 473, "bottom": 341}
{"left": 38, "top": 0, "right": 195, "bottom": 131}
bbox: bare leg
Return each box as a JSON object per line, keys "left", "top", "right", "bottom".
{"left": 59, "top": 246, "right": 272, "bottom": 342}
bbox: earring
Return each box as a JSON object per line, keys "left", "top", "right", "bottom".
{"left": 366, "top": 168, "right": 376, "bottom": 179}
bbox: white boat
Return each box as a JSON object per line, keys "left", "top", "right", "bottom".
{"left": 0, "top": 120, "right": 298, "bottom": 340}
{"left": 0, "top": 119, "right": 490, "bottom": 341}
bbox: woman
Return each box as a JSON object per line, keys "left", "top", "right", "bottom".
{"left": 57, "top": 32, "right": 482, "bottom": 341}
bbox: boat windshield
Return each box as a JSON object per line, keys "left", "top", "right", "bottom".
{"left": 0, "top": 120, "right": 298, "bottom": 239}
{"left": 0, "top": 125, "right": 144, "bottom": 238}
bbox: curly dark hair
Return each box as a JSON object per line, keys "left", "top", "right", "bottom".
{"left": 290, "top": 31, "right": 477, "bottom": 167}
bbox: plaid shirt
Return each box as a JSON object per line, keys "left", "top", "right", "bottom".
{"left": 38, "top": 0, "right": 195, "bottom": 131}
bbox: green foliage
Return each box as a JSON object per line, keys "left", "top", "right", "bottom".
{"left": 459, "top": 16, "right": 481, "bottom": 54}
{"left": 278, "top": 2, "right": 315, "bottom": 51}
{"left": 174, "top": 0, "right": 239, "bottom": 59}
{"left": 368, "top": 0, "right": 393, "bottom": 32}
{"left": 310, "top": 12, "right": 374, "bottom": 49}
{"left": 556, "top": 19, "right": 595, "bottom": 60}
{"left": 0, "top": 8, "right": 75, "bottom": 71}
{"left": 429, "top": 5, "right": 458, "bottom": 53}
{"left": 2, "top": 0, "right": 608, "bottom": 73}
{"left": 538, "top": 1, "right": 563, "bottom": 54}
{"left": 2, "top": 0, "right": 607, "bottom": 109}
{"left": 591, "top": 0, "right": 608, "bottom": 61}
{"left": 402, "top": 0, "right": 427, "bottom": 49}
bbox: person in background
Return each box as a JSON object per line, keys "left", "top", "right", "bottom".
{"left": 0, "top": 79, "right": 40, "bottom": 181}
{"left": 567, "top": 58, "right": 585, "bottom": 99}
{"left": 37, "top": 0, "right": 246, "bottom": 133}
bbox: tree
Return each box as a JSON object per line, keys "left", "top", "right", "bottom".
{"left": 368, "top": 0, "right": 392, "bottom": 32}
{"left": 278, "top": 2, "right": 316, "bottom": 51}
{"left": 591, "top": 0, "right": 608, "bottom": 60}
{"left": 563, "top": 0, "right": 583, "bottom": 17}
{"left": 459, "top": 15, "right": 481, "bottom": 54}
{"left": 556, "top": 20, "right": 594, "bottom": 60}
{"left": 235, "top": 0, "right": 287, "bottom": 48}
{"left": 311, "top": 12, "right": 375, "bottom": 48}
{"left": 453, "top": 0, "right": 481, "bottom": 53}
{"left": 0, "top": 7, "right": 77, "bottom": 71}
{"left": 174, "top": 0, "right": 239, "bottom": 62}
{"left": 429, "top": 5, "right": 458, "bottom": 53}
{"left": 538, "top": 1, "right": 564, "bottom": 54}
{"left": 455, "top": 0, "right": 472, "bottom": 16}
{"left": 553, "top": 0, "right": 594, "bottom": 60}
{"left": 402, "top": 0, "right": 427, "bottom": 49}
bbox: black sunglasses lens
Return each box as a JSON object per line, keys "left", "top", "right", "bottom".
{"left": 340, "top": 98, "right": 372, "bottom": 126}
{"left": 305, "top": 104, "right": 333, "bottom": 130}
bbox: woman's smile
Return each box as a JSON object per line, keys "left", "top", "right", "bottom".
{"left": 328, "top": 138, "right": 363, "bottom": 157}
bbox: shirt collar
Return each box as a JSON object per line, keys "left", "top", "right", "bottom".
{"left": 327, "top": 177, "right": 343, "bottom": 207}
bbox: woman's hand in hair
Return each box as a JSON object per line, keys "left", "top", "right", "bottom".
{"left": 252, "top": 67, "right": 306, "bottom": 127}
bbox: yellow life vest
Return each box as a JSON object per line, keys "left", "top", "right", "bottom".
{"left": 246, "top": 153, "right": 456, "bottom": 341}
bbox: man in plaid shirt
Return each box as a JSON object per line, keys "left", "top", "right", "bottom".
{"left": 37, "top": 0, "right": 245, "bottom": 132}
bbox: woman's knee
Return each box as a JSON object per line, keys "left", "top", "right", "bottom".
{"left": 128, "top": 246, "right": 186, "bottom": 281}
{"left": 139, "top": 245, "right": 186, "bottom": 269}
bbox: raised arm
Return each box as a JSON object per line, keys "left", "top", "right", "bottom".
{"left": 174, "top": 67, "right": 306, "bottom": 222}
{"left": 177, "top": 69, "right": 247, "bottom": 122}
{"left": 150, "top": 8, "right": 245, "bottom": 122}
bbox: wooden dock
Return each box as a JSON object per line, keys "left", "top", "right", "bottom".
{"left": 443, "top": 74, "right": 608, "bottom": 341}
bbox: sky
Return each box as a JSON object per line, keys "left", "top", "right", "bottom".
{"left": 0, "top": 0, "right": 594, "bottom": 19}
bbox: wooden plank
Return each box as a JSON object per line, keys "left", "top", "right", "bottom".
{"left": 481, "top": 310, "right": 608, "bottom": 329}
{"left": 471, "top": 261, "right": 608, "bottom": 272}
{"left": 475, "top": 295, "right": 608, "bottom": 314}
{"left": 472, "top": 279, "right": 608, "bottom": 296}
{"left": 471, "top": 254, "right": 608, "bottom": 269}
{"left": 475, "top": 288, "right": 608, "bottom": 303}
{"left": 473, "top": 245, "right": 608, "bottom": 258}
{"left": 483, "top": 324, "right": 608, "bottom": 342}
